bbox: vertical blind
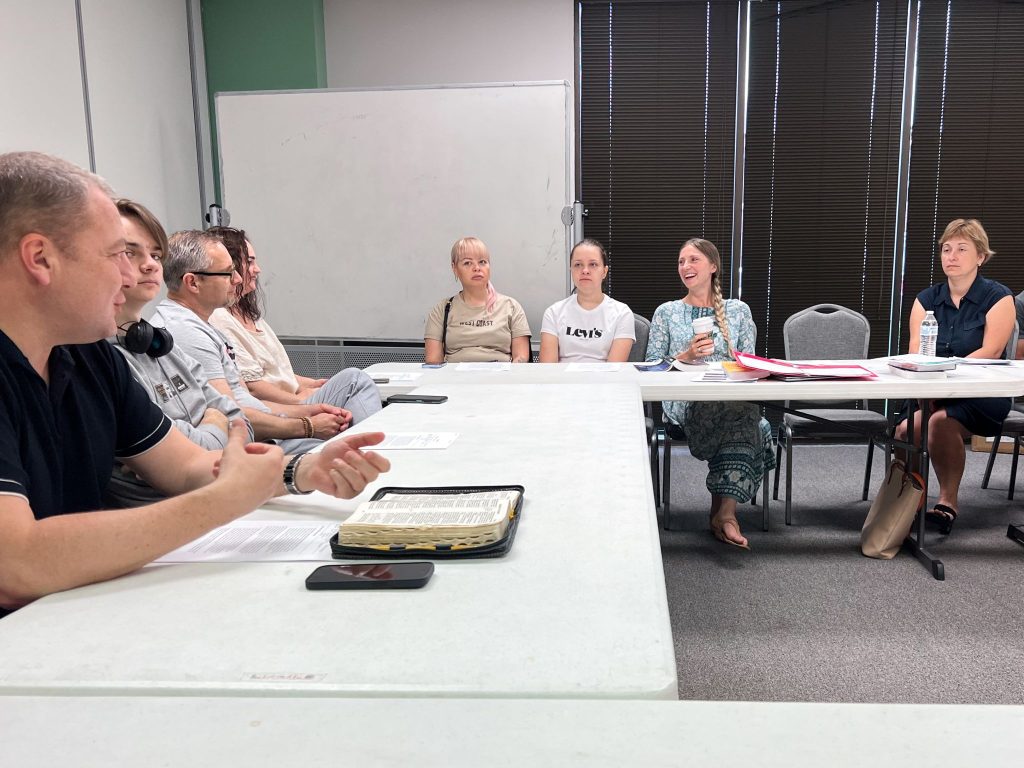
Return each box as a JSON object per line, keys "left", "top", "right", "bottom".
{"left": 580, "top": 0, "right": 1024, "bottom": 358}
{"left": 901, "top": 0, "right": 1024, "bottom": 352}
{"left": 742, "top": 0, "right": 906, "bottom": 357}
{"left": 579, "top": 0, "right": 738, "bottom": 323}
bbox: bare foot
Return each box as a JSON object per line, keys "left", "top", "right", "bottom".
{"left": 710, "top": 515, "right": 749, "bottom": 550}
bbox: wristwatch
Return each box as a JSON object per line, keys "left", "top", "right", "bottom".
{"left": 283, "top": 452, "right": 313, "bottom": 495}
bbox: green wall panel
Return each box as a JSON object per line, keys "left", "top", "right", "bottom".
{"left": 201, "top": 0, "right": 326, "bottom": 199}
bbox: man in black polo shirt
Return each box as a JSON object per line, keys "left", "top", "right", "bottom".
{"left": 0, "top": 152, "right": 390, "bottom": 616}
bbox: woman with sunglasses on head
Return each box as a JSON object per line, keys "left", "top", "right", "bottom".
{"left": 895, "top": 218, "right": 1014, "bottom": 535}
{"left": 207, "top": 227, "right": 382, "bottom": 424}
{"left": 539, "top": 239, "right": 635, "bottom": 363}
{"left": 424, "top": 237, "right": 531, "bottom": 364}
{"left": 646, "top": 238, "right": 775, "bottom": 550}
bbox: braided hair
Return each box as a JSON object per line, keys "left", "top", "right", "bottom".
{"left": 683, "top": 238, "right": 733, "bottom": 359}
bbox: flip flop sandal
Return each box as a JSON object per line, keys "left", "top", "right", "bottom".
{"left": 710, "top": 517, "right": 750, "bottom": 550}
{"left": 926, "top": 503, "right": 958, "bottom": 535}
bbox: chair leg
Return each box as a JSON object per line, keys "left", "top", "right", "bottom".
{"left": 649, "top": 430, "right": 661, "bottom": 508}
{"left": 761, "top": 469, "right": 769, "bottom": 531}
{"left": 784, "top": 426, "right": 794, "bottom": 526}
{"left": 862, "top": 438, "right": 875, "bottom": 501}
{"left": 772, "top": 426, "right": 783, "bottom": 500}
{"left": 1009, "top": 434, "right": 1020, "bottom": 502}
{"left": 982, "top": 430, "right": 1002, "bottom": 489}
{"left": 662, "top": 439, "right": 673, "bottom": 531}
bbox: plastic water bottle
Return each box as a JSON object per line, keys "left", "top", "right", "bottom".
{"left": 919, "top": 311, "right": 938, "bottom": 356}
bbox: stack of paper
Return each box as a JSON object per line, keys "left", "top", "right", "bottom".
{"left": 887, "top": 354, "right": 955, "bottom": 379}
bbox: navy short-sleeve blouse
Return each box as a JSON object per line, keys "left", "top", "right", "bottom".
{"left": 916, "top": 275, "right": 1012, "bottom": 358}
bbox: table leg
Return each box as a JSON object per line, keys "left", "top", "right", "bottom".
{"left": 1008, "top": 524, "right": 1024, "bottom": 547}
{"left": 900, "top": 398, "right": 945, "bottom": 580}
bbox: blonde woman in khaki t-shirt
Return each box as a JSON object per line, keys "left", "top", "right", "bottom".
{"left": 424, "top": 237, "right": 531, "bottom": 363}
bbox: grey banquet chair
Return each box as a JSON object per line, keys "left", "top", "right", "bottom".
{"left": 773, "top": 304, "right": 888, "bottom": 525}
{"left": 628, "top": 313, "right": 651, "bottom": 364}
{"left": 980, "top": 321, "right": 1021, "bottom": 499}
{"left": 629, "top": 313, "right": 662, "bottom": 504}
{"left": 660, "top": 420, "right": 770, "bottom": 532}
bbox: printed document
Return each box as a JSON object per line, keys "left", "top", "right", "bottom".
{"left": 372, "top": 432, "right": 459, "bottom": 450}
{"left": 155, "top": 521, "right": 336, "bottom": 563}
{"left": 372, "top": 371, "right": 423, "bottom": 382}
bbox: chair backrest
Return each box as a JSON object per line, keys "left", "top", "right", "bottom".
{"left": 783, "top": 304, "right": 870, "bottom": 408}
{"left": 1005, "top": 321, "right": 1019, "bottom": 360}
{"left": 783, "top": 304, "right": 871, "bottom": 360}
{"left": 629, "top": 313, "right": 652, "bottom": 363}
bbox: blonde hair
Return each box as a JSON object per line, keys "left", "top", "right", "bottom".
{"left": 451, "top": 236, "right": 497, "bottom": 313}
{"left": 939, "top": 218, "right": 995, "bottom": 265}
{"left": 682, "top": 238, "right": 733, "bottom": 359}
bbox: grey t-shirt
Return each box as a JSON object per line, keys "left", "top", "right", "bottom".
{"left": 1015, "top": 290, "right": 1024, "bottom": 333}
{"left": 151, "top": 299, "right": 270, "bottom": 414}
{"left": 108, "top": 339, "right": 248, "bottom": 450}
{"left": 104, "top": 337, "right": 251, "bottom": 508}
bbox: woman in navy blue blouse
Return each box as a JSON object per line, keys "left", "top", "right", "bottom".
{"left": 895, "top": 219, "right": 1015, "bottom": 534}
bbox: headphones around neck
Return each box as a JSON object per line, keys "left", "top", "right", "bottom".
{"left": 117, "top": 319, "right": 174, "bottom": 358}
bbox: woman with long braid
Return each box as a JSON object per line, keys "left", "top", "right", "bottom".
{"left": 646, "top": 238, "right": 775, "bottom": 549}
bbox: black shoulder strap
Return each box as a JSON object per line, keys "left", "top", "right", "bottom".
{"left": 441, "top": 296, "right": 454, "bottom": 356}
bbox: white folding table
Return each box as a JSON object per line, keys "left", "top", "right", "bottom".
{"left": 367, "top": 360, "right": 1024, "bottom": 579}
{"left": 2, "top": 695, "right": 1021, "bottom": 767}
{"left": 0, "top": 383, "right": 677, "bottom": 699}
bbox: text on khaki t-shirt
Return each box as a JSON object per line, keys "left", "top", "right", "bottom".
{"left": 424, "top": 293, "right": 531, "bottom": 362}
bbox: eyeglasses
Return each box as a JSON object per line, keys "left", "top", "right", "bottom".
{"left": 189, "top": 270, "right": 237, "bottom": 278}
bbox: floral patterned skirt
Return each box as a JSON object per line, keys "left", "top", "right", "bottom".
{"left": 664, "top": 400, "right": 776, "bottom": 502}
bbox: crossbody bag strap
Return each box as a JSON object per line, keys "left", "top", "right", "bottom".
{"left": 441, "top": 296, "right": 454, "bottom": 356}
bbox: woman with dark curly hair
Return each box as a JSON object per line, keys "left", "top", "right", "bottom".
{"left": 208, "top": 227, "right": 381, "bottom": 423}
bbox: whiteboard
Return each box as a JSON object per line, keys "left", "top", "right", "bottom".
{"left": 216, "top": 82, "right": 572, "bottom": 340}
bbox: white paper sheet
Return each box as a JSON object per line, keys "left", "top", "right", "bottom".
{"left": 372, "top": 432, "right": 459, "bottom": 450}
{"left": 456, "top": 362, "right": 511, "bottom": 371}
{"left": 953, "top": 357, "right": 1011, "bottom": 366}
{"left": 155, "top": 521, "right": 336, "bottom": 563}
{"left": 565, "top": 362, "right": 621, "bottom": 372}
{"left": 372, "top": 372, "right": 423, "bottom": 382}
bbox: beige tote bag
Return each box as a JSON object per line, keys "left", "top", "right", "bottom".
{"left": 861, "top": 460, "right": 924, "bottom": 559}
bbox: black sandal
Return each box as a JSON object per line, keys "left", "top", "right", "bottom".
{"left": 926, "top": 503, "right": 958, "bottom": 535}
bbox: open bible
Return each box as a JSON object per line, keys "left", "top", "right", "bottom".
{"left": 331, "top": 486, "right": 524, "bottom": 558}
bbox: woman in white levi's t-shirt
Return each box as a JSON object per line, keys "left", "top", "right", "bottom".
{"left": 539, "top": 239, "right": 635, "bottom": 363}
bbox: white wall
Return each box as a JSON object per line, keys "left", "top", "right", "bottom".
{"left": 323, "top": 0, "right": 575, "bottom": 88}
{"left": 81, "top": 0, "right": 202, "bottom": 232}
{"left": 0, "top": 0, "right": 91, "bottom": 167}
{"left": 0, "top": 0, "right": 203, "bottom": 232}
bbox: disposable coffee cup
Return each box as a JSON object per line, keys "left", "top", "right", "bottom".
{"left": 692, "top": 316, "right": 715, "bottom": 335}
{"left": 692, "top": 316, "right": 715, "bottom": 361}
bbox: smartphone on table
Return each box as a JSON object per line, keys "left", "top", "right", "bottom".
{"left": 306, "top": 562, "right": 434, "bottom": 590}
{"left": 386, "top": 394, "right": 448, "bottom": 404}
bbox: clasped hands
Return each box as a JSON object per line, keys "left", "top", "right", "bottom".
{"left": 296, "top": 402, "right": 353, "bottom": 439}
